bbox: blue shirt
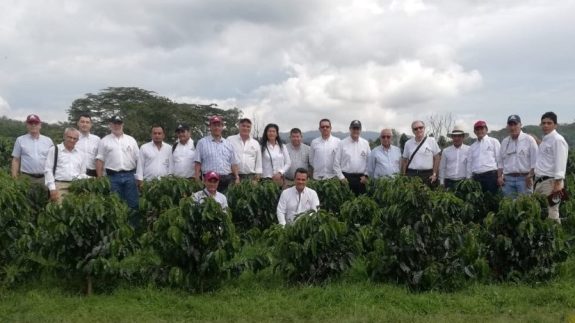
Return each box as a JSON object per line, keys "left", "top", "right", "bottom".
{"left": 12, "top": 133, "right": 54, "bottom": 174}
{"left": 367, "top": 145, "right": 402, "bottom": 179}
{"left": 194, "top": 135, "right": 239, "bottom": 175}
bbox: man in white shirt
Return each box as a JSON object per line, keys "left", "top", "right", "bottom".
{"left": 466, "top": 120, "right": 501, "bottom": 195}
{"left": 44, "top": 128, "right": 88, "bottom": 203}
{"left": 402, "top": 120, "right": 441, "bottom": 187}
{"left": 227, "top": 118, "right": 262, "bottom": 181}
{"left": 136, "top": 125, "right": 173, "bottom": 187}
{"left": 309, "top": 119, "right": 341, "bottom": 180}
{"left": 334, "top": 120, "right": 371, "bottom": 195}
{"left": 497, "top": 115, "right": 538, "bottom": 198}
{"left": 193, "top": 171, "right": 228, "bottom": 210}
{"left": 96, "top": 115, "right": 140, "bottom": 215}
{"left": 534, "top": 111, "right": 569, "bottom": 223}
{"left": 439, "top": 126, "right": 470, "bottom": 190}
{"left": 76, "top": 114, "right": 101, "bottom": 177}
{"left": 277, "top": 168, "right": 320, "bottom": 226}
{"left": 367, "top": 128, "right": 402, "bottom": 179}
{"left": 11, "top": 114, "right": 54, "bottom": 186}
{"left": 285, "top": 128, "right": 312, "bottom": 186}
{"left": 171, "top": 124, "right": 196, "bottom": 179}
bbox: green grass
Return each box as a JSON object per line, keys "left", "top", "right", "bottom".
{"left": 1, "top": 257, "right": 575, "bottom": 323}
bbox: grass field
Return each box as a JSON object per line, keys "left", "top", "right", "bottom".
{"left": 1, "top": 256, "right": 575, "bottom": 323}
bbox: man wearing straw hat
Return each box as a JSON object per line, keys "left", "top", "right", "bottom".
{"left": 439, "top": 125, "right": 470, "bottom": 190}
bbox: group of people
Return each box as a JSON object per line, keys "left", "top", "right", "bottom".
{"left": 10, "top": 111, "right": 569, "bottom": 227}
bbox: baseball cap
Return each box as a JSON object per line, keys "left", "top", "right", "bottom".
{"left": 507, "top": 115, "right": 521, "bottom": 124}
{"left": 175, "top": 124, "right": 190, "bottom": 132}
{"left": 204, "top": 171, "right": 220, "bottom": 181}
{"left": 474, "top": 120, "right": 487, "bottom": 128}
{"left": 349, "top": 120, "right": 362, "bottom": 129}
{"left": 26, "top": 114, "right": 41, "bottom": 124}
{"left": 110, "top": 115, "right": 123, "bottom": 124}
{"left": 209, "top": 116, "right": 223, "bottom": 124}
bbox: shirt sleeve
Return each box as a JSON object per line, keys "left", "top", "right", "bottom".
{"left": 438, "top": 149, "right": 447, "bottom": 185}
{"left": 528, "top": 136, "right": 538, "bottom": 170}
{"left": 11, "top": 137, "right": 22, "bottom": 158}
{"left": 493, "top": 138, "right": 502, "bottom": 169}
{"left": 431, "top": 139, "right": 441, "bottom": 155}
{"left": 333, "top": 141, "right": 345, "bottom": 180}
{"left": 367, "top": 150, "right": 375, "bottom": 178}
{"left": 194, "top": 140, "right": 203, "bottom": 164}
{"left": 497, "top": 138, "right": 506, "bottom": 171}
{"left": 44, "top": 146, "right": 56, "bottom": 191}
{"left": 309, "top": 140, "right": 315, "bottom": 169}
{"left": 280, "top": 145, "right": 291, "bottom": 175}
{"left": 135, "top": 146, "right": 145, "bottom": 181}
{"left": 276, "top": 190, "right": 288, "bottom": 226}
{"left": 554, "top": 137, "right": 568, "bottom": 179}
{"left": 466, "top": 145, "right": 473, "bottom": 179}
{"left": 255, "top": 144, "right": 263, "bottom": 175}
{"left": 96, "top": 138, "right": 105, "bottom": 161}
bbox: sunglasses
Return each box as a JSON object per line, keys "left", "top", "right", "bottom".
{"left": 474, "top": 127, "right": 485, "bottom": 130}
{"left": 380, "top": 135, "right": 391, "bottom": 139}
{"left": 320, "top": 125, "right": 331, "bottom": 129}
{"left": 412, "top": 126, "right": 424, "bottom": 131}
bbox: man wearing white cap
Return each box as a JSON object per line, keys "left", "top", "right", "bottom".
{"left": 467, "top": 120, "right": 501, "bottom": 195}
{"left": 11, "top": 114, "right": 54, "bottom": 185}
{"left": 439, "top": 125, "right": 470, "bottom": 190}
{"left": 194, "top": 116, "right": 240, "bottom": 192}
{"left": 334, "top": 120, "right": 371, "bottom": 195}
{"left": 193, "top": 171, "right": 228, "bottom": 210}
{"left": 497, "top": 115, "right": 538, "bottom": 198}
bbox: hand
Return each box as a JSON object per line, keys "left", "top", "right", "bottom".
{"left": 497, "top": 176, "right": 505, "bottom": 187}
{"left": 340, "top": 177, "right": 348, "bottom": 183}
{"left": 429, "top": 173, "right": 437, "bottom": 183}
{"left": 525, "top": 176, "right": 533, "bottom": 189}
{"left": 235, "top": 176, "right": 240, "bottom": 184}
{"left": 360, "top": 176, "right": 368, "bottom": 184}
{"left": 137, "top": 180, "right": 143, "bottom": 191}
{"left": 49, "top": 190, "right": 59, "bottom": 202}
{"left": 553, "top": 180, "right": 563, "bottom": 194}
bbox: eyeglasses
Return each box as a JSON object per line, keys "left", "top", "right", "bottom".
{"left": 474, "top": 127, "right": 485, "bottom": 131}
{"left": 380, "top": 135, "right": 391, "bottom": 139}
{"left": 320, "top": 125, "right": 331, "bottom": 129}
{"left": 66, "top": 136, "right": 79, "bottom": 141}
{"left": 412, "top": 126, "right": 424, "bottom": 131}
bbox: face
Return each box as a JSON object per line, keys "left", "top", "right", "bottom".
{"left": 474, "top": 126, "right": 487, "bottom": 139}
{"left": 239, "top": 122, "right": 252, "bottom": 137}
{"left": 412, "top": 122, "right": 425, "bottom": 138}
{"left": 380, "top": 130, "right": 392, "bottom": 147}
{"left": 205, "top": 178, "right": 219, "bottom": 193}
{"left": 63, "top": 131, "right": 80, "bottom": 150}
{"left": 540, "top": 118, "right": 556, "bottom": 135}
{"left": 77, "top": 116, "right": 92, "bottom": 133}
{"left": 350, "top": 127, "right": 361, "bottom": 139}
{"left": 507, "top": 122, "right": 521, "bottom": 138}
{"left": 110, "top": 122, "right": 124, "bottom": 135}
{"left": 210, "top": 122, "right": 223, "bottom": 137}
{"left": 290, "top": 132, "right": 302, "bottom": 146}
{"left": 26, "top": 122, "right": 41, "bottom": 135}
{"left": 319, "top": 121, "right": 331, "bottom": 137}
{"left": 266, "top": 127, "right": 278, "bottom": 141}
{"left": 451, "top": 134, "right": 464, "bottom": 146}
{"left": 177, "top": 129, "right": 191, "bottom": 143}
{"left": 151, "top": 127, "right": 165, "bottom": 144}
{"left": 294, "top": 171, "right": 308, "bottom": 192}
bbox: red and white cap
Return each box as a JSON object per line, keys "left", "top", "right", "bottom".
{"left": 209, "top": 116, "right": 223, "bottom": 124}
{"left": 474, "top": 120, "right": 487, "bottom": 128}
{"left": 26, "top": 114, "right": 41, "bottom": 124}
{"left": 204, "top": 171, "right": 220, "bottom": 181}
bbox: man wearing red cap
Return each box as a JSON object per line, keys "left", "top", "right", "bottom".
{"left": 193, "top": 171, "right": 228, "bottom": 209}
{"left": 194, "top": 116, "right": 240, "bottom": 192}
{"left": 11, "top": 114, "right": 54, "bottom": 185}
{"left": 467, "top": 120, "right": 501, "bottom": 195}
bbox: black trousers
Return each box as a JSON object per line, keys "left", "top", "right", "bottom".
{"left": 444, "top": 178, "right": 463, "bottom": 191}
{"left": 343, "top": 172, "right": 366, "bottom": 196}
{"left": 472, "top": 170, "right": 499, "bottom": 195}
{"left": 217, "top": 174, "right": 235, "bottom": 193}
{"left": 406, "top": 169, "right": 436, "bottom": 188}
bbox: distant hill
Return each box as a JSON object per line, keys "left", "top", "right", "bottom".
{"left": 280, "top": 130, "right": 381, "bottom": 144}
{"left": 489, "top": 123, "right": 575, "bottom": 147}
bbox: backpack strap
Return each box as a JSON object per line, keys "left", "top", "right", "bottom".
{"left": 53, "top": 145, "right": 59, "bottom": 177}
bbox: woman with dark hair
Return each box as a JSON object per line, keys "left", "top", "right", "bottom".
{"left": 260, "top": 123, "right": 291, "bottom": 186}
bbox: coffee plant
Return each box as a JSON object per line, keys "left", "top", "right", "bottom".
{"left": 307, "top": 179, "right": 354, "bottom": 213}
{"left": 227, "top": 180, "right": 281, "bottom": 233}
{"left": 68, "top": 176, "right": 112, "bottom": 195}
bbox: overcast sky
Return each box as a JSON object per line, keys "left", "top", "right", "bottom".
{"left": 1, "top": 0, "right": 574, "bottom": 135}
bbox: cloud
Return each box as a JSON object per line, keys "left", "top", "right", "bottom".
{"left": 0, "top": 96, "right": 10, "bottom": 115}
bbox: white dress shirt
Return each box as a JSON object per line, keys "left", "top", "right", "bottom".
{"left": 439, "top": 144, "right": 470, "bottom": 184}
{"left": 367, "top": 145, "right": 402, "bottom": 178}
{"left": 309, "top": 135, "right": 341, "bottom": 180}
{"left": 262, "top": 143, "right": 291, "bottom": 178}
{"left": 12, "top": 134, "right": 54, "bottom": 174}
{"left": 334, "top": 136, "right": 370, "bottom": 179}
{"left": 467, "top": 135, "right": 501, "bottom": 177}
{"left": 136, "top": 141, "right": 173, "bottom": 181}
{"left": 96, "top": 133, "right": 139, "bottom": 172}
{"left": 402, "top": 136, "right": 440, "bottom": 170}
{"left": 276, "top": 186, "right": 320, "bottom": 226}
{"left": 193, "top": 189, "right": 228, "bottom": 210}
{"left": 227, "top": 134, "right": 262, "bottom": 175}
{"left": 535, "top": 130, "right": 569, "bottom": 179}
{"left": 77, "top": 133, "right": 101, "bottom": 170}
{"left": 498, "top": 131, "right": 538, "bottom": 175}
{"left": 44, "top": 143, "right": 89, "bottom": 190}
{"left": 172, "top": 139, "right": 196, "bottom": 178}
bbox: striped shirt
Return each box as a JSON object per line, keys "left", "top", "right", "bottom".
{"left": 194, "top": 135, "right": 239, "bottom": 175}
{"left": 285, "top": 143, "right": 312, "bottom": 180}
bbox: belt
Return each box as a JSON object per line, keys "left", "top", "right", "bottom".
{"left": 407, "top": 169, "right": 432, "bottom": 174}
{"left": 472, "top": 170, "right": 497, "bottom": 176}
{"left": 21, "top": 172, "right": 44, "bottom": 178}
{"left": 505, "top": 172, "right": 530, "bottom": 177}
{"left": 106, "top": 169, "right": 135, "bottom": 175}
{"left": 86, "top": 169, "right": 97, "bottom": 177}
{"left": 55, "top": 180, "right": 72, "bottom": 183}
{"left": 342, "top": 172, "right": 365, "bottom": 177}
{"left": 535, "top": 176, "right": 553, "bottom": 185}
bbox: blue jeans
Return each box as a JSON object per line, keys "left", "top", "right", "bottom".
{"left": 502, "top": 175, "right": 531, "bottom": 199}
{"left": 108, "top": 171, "right": 140, "bottom": 228}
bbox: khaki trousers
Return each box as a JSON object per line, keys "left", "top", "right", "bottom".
{"left": 53, "top": 181, "right": 72, "bottom": 203}
{"left": 534, "top": 178, "right": 562, "bottom": 223}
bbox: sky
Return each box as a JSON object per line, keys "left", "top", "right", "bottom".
{"left": 1, "top": 0, "right": 574, "bottom": 136}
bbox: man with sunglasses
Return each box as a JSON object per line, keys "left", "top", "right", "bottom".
{"left": 497, "top": 115, "right": 538, "bottom": 198}
{"left": 334, "top": 120, "right": 371, "bottom": 195}
{"left": 367, "top": 128, "right": 401, "bottom": 179}
{"left": 466, "top": 120, "right": 501, "bottom": 195}
{"left": 309, "top": 119, "right": 340, "bottom": 180}
{"left": 439, "top": 126, "right": 470, "bottom": 190}
{"left": 401, "top": 121, "right": 441, "bottom": 187}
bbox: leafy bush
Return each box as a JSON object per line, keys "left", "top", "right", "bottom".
{"left": 141, "top": 197, "right": 240, "bottom": 292}
{"left": 340, "top": 196, "right": 382, "bottom": 228}
{"left": 227, "top": 180, "right": 281, "bottom": 233}
{"left": 68, "top": 177, "right": 111, "bottom": 195}
{"left": 453, "top": 179, "right": 499, "bottom": 223}
{"left": 273, "top": 210, "right": 360, "bottom": 284}
{"left": 306, "top": 179, "right": 354, "bottom": 213}
{"left": 485, "top": 195, "right": 569, "bottom": 281}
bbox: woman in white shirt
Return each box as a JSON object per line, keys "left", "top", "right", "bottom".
{"left": 260, "top": 123, "right": 291, "bottom": 186}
